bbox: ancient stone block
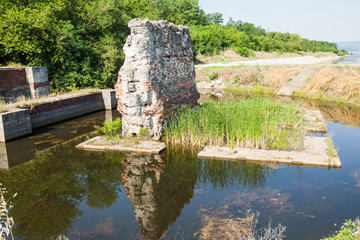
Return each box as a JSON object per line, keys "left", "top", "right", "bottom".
{"left": 115, "top": 19, "right": 200, "bottom": 140}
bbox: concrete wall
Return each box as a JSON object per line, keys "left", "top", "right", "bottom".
{"left": 0, "top": 90, "right": 117, "bottom": 142}
{"left": 0, "top": 108, "right": 32, "bottom": 142}
{"left": 25, "top": 67, "right": 50, "bottom": 98}
{"left": 30, "top": 93, "right": 104, "bottom": 129}
{"left": 115, "top": 19, "right": 199, "bottom": 140}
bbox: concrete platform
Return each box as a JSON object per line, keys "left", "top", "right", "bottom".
{"left": 76, "top": 136, "right": 166, "bottom": 154}
{"left": 302, "top": 109, "right": 328, "bottom": 133}
{"left": 198, "top": 136, "right": 341, "bottom": 168}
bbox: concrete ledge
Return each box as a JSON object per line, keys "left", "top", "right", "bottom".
{"left": 100, "top": 89, "right": 117, "bottom": 110}
{"left": 197, "top": 136, "right": 341, "bottom": 168}
{"left": 30, "top": 93, "right": 104, "bottom": 129}
{"left": 0, "top": 108, "right": 32, "bottom": 142}
{"left": 76, "top": 136, "right": 166, "bottom": 154}
{"left": 0, "top": 90, "right": 118, "bottom": 142}
{"left": 302, "top": 109, "right": 328, "bottom": 133}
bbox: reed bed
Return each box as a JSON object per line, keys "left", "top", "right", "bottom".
{"left": 303, "top": 66, "right": 360, "bottom": 101}
{"left": 164, "top": 97, "right": 305, "bottom": 150}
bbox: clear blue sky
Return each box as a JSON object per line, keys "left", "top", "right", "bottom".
{"left": 199, "top": 0, "right": 360, "bottom": 43}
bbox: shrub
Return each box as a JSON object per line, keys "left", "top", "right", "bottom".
{"left": 321, "top": 218, "right": 360, "bottom": 240}
{"left": 207, "top": 71, "right": 219, "bottom": 80}
{"left": 94, "top": 118, "right": 122, "bottom": 140}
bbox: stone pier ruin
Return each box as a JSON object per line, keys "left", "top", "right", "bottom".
{"left": 115, "top": 19, "right": 200, "bottom": 140}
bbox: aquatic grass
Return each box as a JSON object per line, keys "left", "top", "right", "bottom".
{"left": 0, "top": 183, "right": 15, "bottom": 240}
{"left": 163, "top": 97, "right": 305, "bottom": 150}
{"left": 224, "top": 85, "right": 276, "bottom": 97}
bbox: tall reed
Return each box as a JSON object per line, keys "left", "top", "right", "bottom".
{"left": 163, "top": 97, "right": 304, "bottom": 150}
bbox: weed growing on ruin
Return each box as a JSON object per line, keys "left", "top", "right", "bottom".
{"left": 163, "top": 97, "right": 305, "bottom": 150}
{"left": 94, "top": 118, "right": 122, "bottom": 140}
{"left": 138, "top": 127, "right": 150, "bottom": 140}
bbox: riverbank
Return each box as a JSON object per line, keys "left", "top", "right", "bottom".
{"left": 196, "top": 54, "right": 360, "bottom": 108}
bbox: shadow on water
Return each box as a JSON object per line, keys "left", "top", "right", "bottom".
{"left": 0, "top": 110, "right": 121, "bottom": 169}
{"left": 0, "top": 132, "right": 276, "bottom": 240}
{"left": 0, "top": 137, "right": 124, "bottom": 240}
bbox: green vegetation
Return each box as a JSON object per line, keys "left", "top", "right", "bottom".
{"left": 0, "top": 0, "right": 346, "bottom": 91}
{"left": 224, "top": 85, "right": 276, "bottom": 96}
{"left": 164, "top": 97, "right": 305, "bottom": 150}
{"left": 207, "top": 71, "right": 219, "bottom": 80}
{"left": 94, "top": 118, "right": 122, "bottom": 140}
{"left": 292, "top": 91, "right": 360, "bottom": 109}
{"left": 321, "top": 219, "right": 360, "bottom": 240}
{"left": 0, "top": 183, "right": 15, "bottom": 240}
{"left": 191, "top": 17, "right": 346, "bottom": 56}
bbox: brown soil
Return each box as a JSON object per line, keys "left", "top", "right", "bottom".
{"left": 196, "top": 66, "right": 304, "bottom": 90}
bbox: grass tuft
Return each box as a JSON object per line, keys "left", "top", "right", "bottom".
{"left": 163, "top": 97, "right": 305, "bottom": 150}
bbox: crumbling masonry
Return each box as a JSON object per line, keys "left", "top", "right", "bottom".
{"left": 115, "top": 19, "right": 200, "bottom": 140}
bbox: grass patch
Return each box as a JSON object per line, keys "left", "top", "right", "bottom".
{"left": 207, "top": 71, "right": 219, "bottom": 80}
{"left": 291, "top": 91, "right": 360, "bottom": 109}
{"left": 94, "top": 118, "right": 122, "bottom": 140}
{"left": 225, "top": 85, "right": 276, "bottom": 97}
{"left": 163, "top": 97, "right": 305, "bottom": 150}
{"left": 326, "top": 138, "right": 338, "bottom": 158}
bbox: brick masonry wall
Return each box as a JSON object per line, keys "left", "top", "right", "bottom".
{"left": 0, "top": 68, "right": 30, "bottom": 100}
{"left": 115, "top": 19, "right": 200, "bottom": 139}
{"left": 0, "top": 68, "right": 27, "bottom": 90}
{"left": 0, "top": 67, "right": 50, "bottom": 101}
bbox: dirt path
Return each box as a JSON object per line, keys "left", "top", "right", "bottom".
{"left": 277, "top": 66, "right": 316, "bottom": 96}
{"left": 195, "top": 56, "right": 341, "bottom": 68}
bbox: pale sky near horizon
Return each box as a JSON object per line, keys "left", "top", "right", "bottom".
{"left": 199, "top": 0, "right": 360, "bottom": 43}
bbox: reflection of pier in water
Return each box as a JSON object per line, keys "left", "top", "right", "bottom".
{"left": 121, "top": 153, "right": 196, "bottom": 240}
{"left": 0, "top": 110, "right": 120, "bottom": 169}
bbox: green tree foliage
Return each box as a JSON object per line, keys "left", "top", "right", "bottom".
{"left": 0, "top": 0, "right": 345, "bottom": 90}
{"left": 0, "top": 0, "right": 131, "bottom": 91}
{"left": 190, "top": 18, "right": 341, "bottom": 56}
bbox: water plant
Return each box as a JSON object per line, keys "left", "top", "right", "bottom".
{"left": 321, "top": 218, "right": 360, "bottom": 240}
{"left": 163, "top": 97, "right": 304, "bottom": 150}
{"left": 0, "top": 183, "right": 15, "bottom": 240}
{"left": 94, "top": 118, "right": 122, "bottom": 140}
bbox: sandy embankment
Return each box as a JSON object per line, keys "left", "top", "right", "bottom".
{"left": 196, "top": 55, "right": 342, "bottom": 68}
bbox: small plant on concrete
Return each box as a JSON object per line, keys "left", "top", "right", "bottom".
{"left": 207, "top": 71, "right": 219, "bottom": 80}
{"left": 94, "top": 118, "right": 122, "bottom": 140}
{"left": 138, "top": 127, "right": 150, "bottom": 140}
{"left": 0, "top": 183, "right": 16, "bottom": 240}
{"left": 326, "top": 138, "right": 338, "bottom": 158}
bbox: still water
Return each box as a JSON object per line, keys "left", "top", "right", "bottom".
{"left": 0, "top": 106, "right": 360, "bottom": 240}
{"left": 335, "top": 50, "right": 360, "bottom": 65}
